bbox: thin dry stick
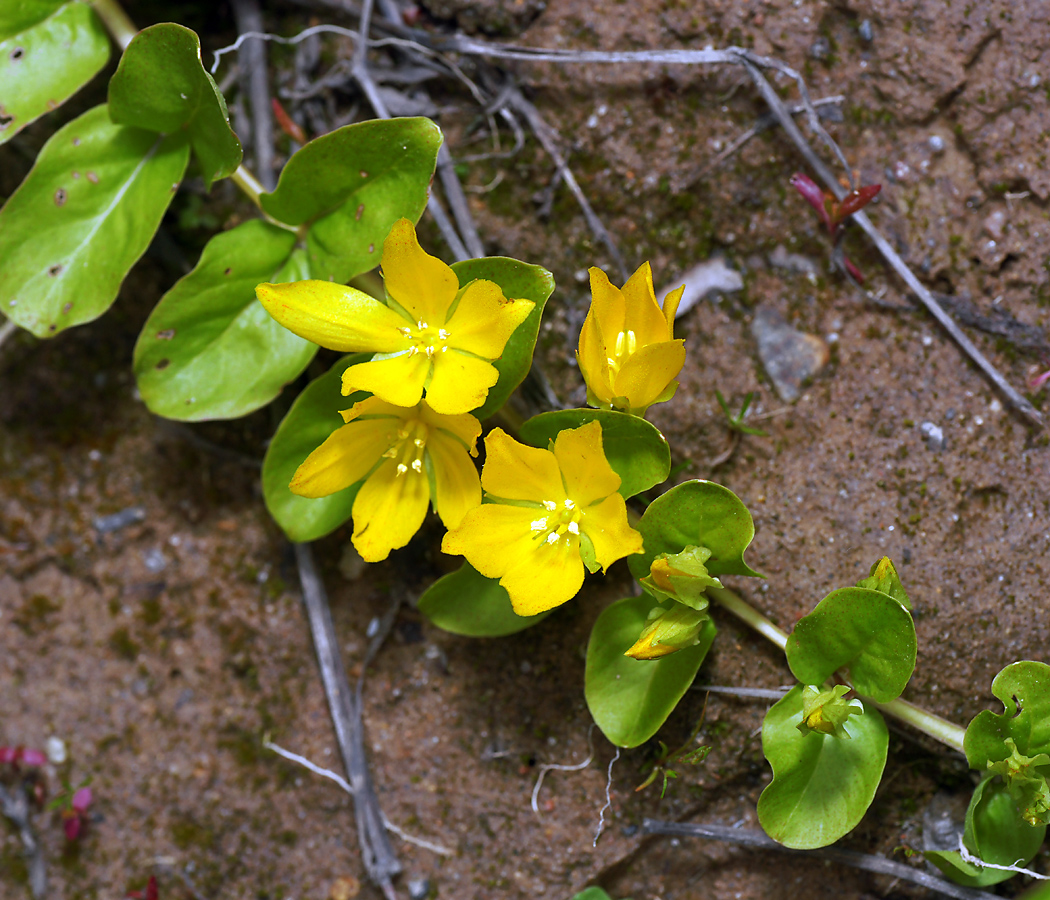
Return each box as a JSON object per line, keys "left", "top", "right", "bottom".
{"left": 230, "top": 0, "right": 276, "bottom": 191}
{"left": 0, "top": 783, "right": 46, "bottom": 898}
{"left": 294, "top": 543, "right": 401, "bottom": 899}
{"left": 0, "top": 318, "right": 18, "bottom": 353}
{"left": 504, "top": 86, "right": 629, "bottom": 282}
{"left": 641, "top": 820, "right": 1001, "bottom": 900}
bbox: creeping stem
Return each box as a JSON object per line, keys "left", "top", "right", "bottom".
{"left": 705, "top": 585, "right": 967, "bottom": 755}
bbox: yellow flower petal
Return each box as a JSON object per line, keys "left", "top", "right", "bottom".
{"left": 289, "top": 417, "right": 398, "bottom": 498}
{"left": 479, "top": 428, "right": 565, "bottom": 502}
{"left": 352, "top": 458, "right": 431, "bottom": 562}
{"left": 441, "top": 504, "right": 542, "bottom": 577}
{"left": 577, "top": 307, "right": 615, "bottom": 406}
{"left": 424, "top": 351, "right": 500, "bottom": 415}
{"left": 257, "top": 280, "right": 409, "bottom": 352}
{"left": 587, "top": 266, "right": 626, "bottom": 337}
{"left": 339, "top": 395, "right": 414, "bottom": 423}
{"left": 447, "top": 279, "right": 534, "bottom": 359}
{"left": 581, "top": 492, "right": 644, "bottom": 571}
{"left": 427, "top": 431, "right": 482, "bottom": 529}
{"left": 499, "top": 537, "right": 586, "bottom": 616}
{"left": 661, "top": 284, "right": 685, "bottom": 331}
{"left": 341, "top": 352, "right": 431, "bottom": 406}
{"left": 380, "top": 218, "right": 460, "bottom": 326}
{"left": 552, "top": 420, "right": 621, "bottom": 507}
{"left": 612, "top": 340, "right": 686, "bottom": 412}
{"left": 418, "top": 401, "right": 481, "bottom": 455}
{"left": 620, "top": 261, "right": 669, "bottom": 346}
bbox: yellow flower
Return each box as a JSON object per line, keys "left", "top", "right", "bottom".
{"left": 577, "top": 262, "right": 686, "bottom": 416}
{"left": 292, "top": 396, "right": 482, "bottom": 563}
{"left": 257, "top": 219, "right": 534, "bottom": 415}
{"left": 441, "top": 420, "right": 643, "bottom": 616}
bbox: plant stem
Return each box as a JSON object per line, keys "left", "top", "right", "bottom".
{"left": 706, "top": 584, "right": 967, "bottom": 755}
{"left": 707, "top": 585, "right": 787, "bottom": 651}
{"left": 230, "top": 165, "right": 266, "bottom": 209}
{"left": 91, "top": 0, "right": 137, "bottom": 50}
{"left": 872, "top": 697, "right": 966, "bottom": 756}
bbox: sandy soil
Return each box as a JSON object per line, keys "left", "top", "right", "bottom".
{"left": 2, "top": 0, "right": 1049, "bottom": 898}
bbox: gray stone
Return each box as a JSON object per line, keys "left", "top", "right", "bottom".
{"left": 751, "top": 306, "right": 829, "bottom": 403}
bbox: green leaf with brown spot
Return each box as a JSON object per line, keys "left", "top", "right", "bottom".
{"left": 134, "top": 220, "right": 318, "bottom": 421}
{"left": 0, "top": 1, "right": 110, "bottom": 145}
{"left": 108, "top": 23, "right": 241, "bottom": 189}
{"left": 259, "top": 118, "right": 441, "bottom": 282}
{"left": 0, "top": 105, "right": 189, "bottom": 338}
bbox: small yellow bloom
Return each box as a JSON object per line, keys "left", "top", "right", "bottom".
{"left": 640, "top": 545, "right": 722, "bottom": 609}
{"left": 441, "top": 420, "right": 643, "bottom": 616}
{"left": 797, "top": 684, "right": 863, "bottom": 740}
{"left": 292, "top": 396, "right": 482, "bottom": 563}
{"left": 257, "top": 219, "right": 534, "bottom": 415}
{"left": 624, "top": 603, "right": 708, "bottom": 660}
{"left": 577, "top": 262, "right": 686, "bottom": 416}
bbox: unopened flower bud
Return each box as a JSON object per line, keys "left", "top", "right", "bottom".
{"left": 624, "top": 603, "right": 708, "bottom": 660}
{"left": 797, "top": 684, "right": 863, "bottom": 739}
{"left": 640, "top": 545, "right": 722, "bottom": 610}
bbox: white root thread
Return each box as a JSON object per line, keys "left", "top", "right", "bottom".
{"left": 530, "top": 725, "right": 596, "bottom": 815}
{"left": 264, "top": 740, "right": 454, "bottom": 857}
{"left": 593, "top": 748, "right": 621, "bottom": 847}
{"left": 956, "top": 835, "right": 1050, "bottom": 879}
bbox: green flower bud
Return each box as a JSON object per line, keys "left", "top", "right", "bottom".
{"left": 624, "top": 603, "right": 709, "bottom": 660}
{"left": 987, "top": 738, "right": 1050, "bottom": 826}
{"left": 797, "top": 684, "right": 864, "bottom": 739}
{"left": 639, "top": 545, "right": 722, "bottom": 610}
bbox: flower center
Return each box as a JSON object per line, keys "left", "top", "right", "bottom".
{"left": 400, "top": 319, "right": 451, "bottom": 360}
{"left": 605, "top": 329, "right": 637, "bottom": 375}
{"left": 530, "top": 498, "right": 582, "bottom": 546}
{"left": 383, "top": 419, "right": 428, "bottom": 477}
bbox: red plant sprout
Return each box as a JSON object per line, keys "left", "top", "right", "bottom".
{"left": 127, "top": 875, "right": 159, "bottom": 900}
{"left": 790, "top": 172, "right": 881, "bottom": 282}
{"left": 271, "top": 98, "right": 307, "bottom": 145}
{"left": 62, "top": 786, "right": 92, "bottom": 840}
{"left": 1028, "top": 367, "right": 1050, "bottom": 392}
{"left": 0, "top": 745, "right": 47, "bottom": 770}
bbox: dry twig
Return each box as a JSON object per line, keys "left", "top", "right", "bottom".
{"left": 294, "top": 542, "right": 401, "bottom": 898}
{"left": 0, "top": 783, "right": 46, "bottom": 898}
{"left": 642, "top": 820, "right": 1001, "bottom": 900}
{"left": 230, "top": 0, "right": 276, "bottom": 190}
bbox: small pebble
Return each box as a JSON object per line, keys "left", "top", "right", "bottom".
{"left": 93, "top": 506, "right": 146, "bottom": 534}
{"left": 45, "top": 736, "right": 67, "bottom": 764}
{"left": 407, "top": 877, "right": 431, "bottom": 900}
{"left": 919, "top": 421, "right": 945, "bottom": 452}
{"left": 328, "top": 876, "right": 360, "bottom": 900}
{"left": 809, "top": 36, "right": 830, "bottom": 59}
{"left": 621, "top": 823, "right": 639, "bottom": 837}
{"left": 858, "top": 18, "right": 873, "bottom": 41}
{"left": 751, "top": 305, "right": 830, "bottom": 403}
{"left": 143, "top": 547, "right": 168, "bottom": 573}
{"left": 928, "top": 134, "right": 945, "bottom": 153}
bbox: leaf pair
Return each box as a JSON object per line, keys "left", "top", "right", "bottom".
{"left": 758, "top": 558, "right": 916, "bottom": 849}
{"left": 0, "top": 23, "right": 241, "bottom": 338}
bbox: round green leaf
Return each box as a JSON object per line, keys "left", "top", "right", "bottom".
{"left": 259, "top": 118, "right": 441, "bottom": 283}
{"left": 965, "top": 661, "right": 1050, "bottom": 769}
{"left": 108, "top": 23, "right": 241, "bottom": 189}
{"left": 134, "top": 220, "right": 317, "bottom": 421}
{"left": 418, "top": 562, "right": 549, "bottom": 637}
{"left": 518, "top": 409, "right": 670, "bottom": 499}
{"left": 628, "top": 480, "right": 760, "bottom": 582}
{"left": 585, "top": 594, "right": 716, "bottom": 748}
{"left": 925, "top": 776, "right": 1047, "bottom": 887}
{"left": 0, "top": 105, "right": 189, "bottom": 338}
{"left": 262, "top": 354, "right": 372, "bottom": 542}
{"left": 450, "top": 256, "right": 555, "bottom": 420}
{"left": 0, "top": 1, "right": 109, "bottom": 146}
{"left": 757, "top": 685, "right": 888, "bottom": 849}
{"left": 785, "top": 587, "right": 917, "bottom": 703}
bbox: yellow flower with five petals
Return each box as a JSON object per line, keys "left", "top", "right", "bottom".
{"left": 257, "top": 219, "right": 535, "bottom": 415}
{"left": 291, "top": 396, "right": 482, "bottom": 562}
{"left": 442, "top": 421, "right": 643, "bottom": 616}
{"left": 577, "top": 262, "right": 685, "bottom": 416}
